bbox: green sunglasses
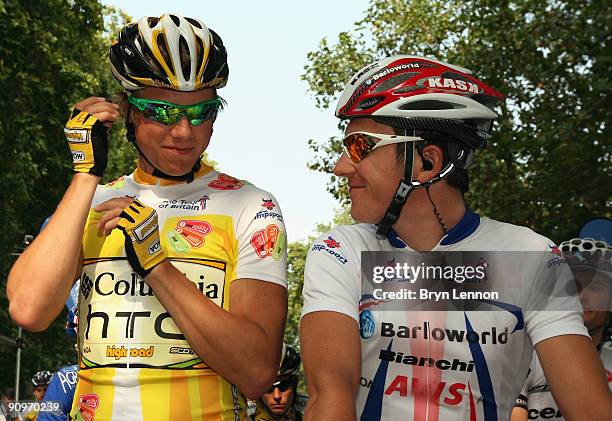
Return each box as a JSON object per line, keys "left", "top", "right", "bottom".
{"left": 127, "top": 96, "right": 224, "bottom": 126}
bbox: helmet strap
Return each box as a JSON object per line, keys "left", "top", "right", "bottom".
{"left": 376, "top": 135, "right": 457, "bottom": 237}
{"left": 125, "top": 116, "right": 202, "bottom": 183}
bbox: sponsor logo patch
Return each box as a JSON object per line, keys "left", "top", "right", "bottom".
{"left": 261, "top": 198, "right": 275, "bottom": 210}
{"left": 169, "top": 346, "right": 195, "bottom": 355}
{"left": 106, "top": 345, "right": 155, "bottom": 360}
{"left": 381, "top": 321, "right": 509, "bottom": 344}
{"left": 546, "top": 256, "right": 567, "bottom": 268}
{"left": 359, "top": 310, "right": 375, "bottom": 339}
{"left": 312, "top": 236, "right": 348, "bottom": 264}
{"left": 379, "top": 349, "right": 475, "bottom": 372}
{"left": 528, "top": 407, "right": 563, "bottom": 419}
{"left": 64, "top": 128, "right": 89, "bottom": 143}
{"left": 250, "top": 224, "right": 285, "bottom": 259}
{"left": 72, "top": 151, "right": 86, "bottom": 162}
{"left": 323, "top": 236, "right": 341, "bottom": 248}
{"left": 426, "top": 77, "right": 480, "bottom": 93}
{"left": 148, "top": 238, "right": 161, "bottom": 255}
{"left": 77, "top": 393, "right": 99, "bottom": 421}
{"left": 549, "top": 244, "right": 562, "bottom": 257}
{"left": 175, "top": 220, "right": 212, "bottom": 248}
{"left": 208, "top": 174, "right": 245, "bottom": 190}
{"left": 366, "top": 62, "right": 421, "bottom": 85}
{"left": 383, "top": 375, "right": 468, "bottom": 406}
{"left": 133, "top": 213, "right": 158, "bottom": 243}
{"left": 254, "top": 208, "right": 283, "bottom": 222}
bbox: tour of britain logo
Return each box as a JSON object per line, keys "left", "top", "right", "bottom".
{"left": 167, "top": 219, "right": 212, "bottom": 253}
{"left": 159, "top": 195, "right": 209, "bottom": 211}
{"left": 208, "top": 173, "right": 246, "bottom": 190}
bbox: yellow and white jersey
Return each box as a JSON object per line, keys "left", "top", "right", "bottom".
{"left": 71, "top": 163, "right": 287, "bottom": 421}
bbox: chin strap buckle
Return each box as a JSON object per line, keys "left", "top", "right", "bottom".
{"left": 376, "top": 179, "right": 415, "bottom": 236}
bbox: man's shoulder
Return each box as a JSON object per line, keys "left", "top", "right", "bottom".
{"left": 91, "top": 175, "right": 133, "bottom": 206}
{"left": 311, "top": 224, "right": 382, "bottom": 250}
{"left": 205, "top": 172, "right": 281, "bottom": 206}
{"left": 306, "top": 224, "right": 388, "bottom": 270}
{"left": 475, "top": 217, "right": 554, "bottom": 251}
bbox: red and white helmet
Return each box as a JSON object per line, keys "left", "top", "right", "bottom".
{"left": 335, "top": 55, "right": 504, "bottom": 149}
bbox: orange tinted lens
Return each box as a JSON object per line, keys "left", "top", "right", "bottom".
{"left": 343, "top": 133, "right": 377, "bottom": 163}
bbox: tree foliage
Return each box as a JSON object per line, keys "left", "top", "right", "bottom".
{"left": 0, "top": 1, "right": 135, "bottom": 395}
{"left": 303, "top": 0, "right": 611, "bottom": 242}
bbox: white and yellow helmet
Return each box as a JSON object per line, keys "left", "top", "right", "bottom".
{"left": 109, "top": 14, "right": 228, "bottom": 91}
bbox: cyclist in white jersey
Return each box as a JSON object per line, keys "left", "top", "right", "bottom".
{"left": 512, "top": 238, "right": 612, "bottom": 421}
{"left": 300, "top": 55, "right": 612, "bottom": 420}
{"left": 8, "top": 14, "right": 287, "bottom": 420}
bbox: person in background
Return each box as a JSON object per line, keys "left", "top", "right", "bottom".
{"left": 249, "top": 345, "right": 305, "bottom": 421}
{"left": 38, "top": 282, "right": 80, "bottom": 421}
{"left": 512, "top": 238, "right": 612, "bottom": 420}
{"left": 31, "top": 372, "right": 52, "bottom": 403}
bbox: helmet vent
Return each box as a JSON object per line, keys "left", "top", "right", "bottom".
{"left": 179, "top": 35, "right": 191, "bottom": 80}
{"left": 147, "top": 17, "right": 159, "bottom": 28}
{"left": 185, "top": 17, "right": 203, "bottom": 29}
{"left": 156, "top": 33, "right": 170, "bottom": 64}
{"left": 139, "top": 37, "right": 163, "bottom": 75}
{"left": 357, "top": 96, "right": 384, "bottom": 110}
{"left": 169, "top": 14, "right": 181, "bottom": 26}
{"left": 400, "top": 100, "right": 466, "bottom": 110}
{"left": 373, "top": 72, "right": 418, "bottom": 93}
{"left": 195, "top": 36, "right": 205, "bottom": 72}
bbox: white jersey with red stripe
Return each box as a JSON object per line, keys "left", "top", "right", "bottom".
{"left": 301, "top": 211, "right": 588, "bottom": 421}
{"left": 515, "top": 341, "right": 612, "bottom": 420}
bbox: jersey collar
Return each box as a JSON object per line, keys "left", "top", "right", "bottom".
{"left": 133, "top": 159, "right": 214, "bottom": 186}
{"left": 387, "top": 209, "right": 481, "bottom": 249}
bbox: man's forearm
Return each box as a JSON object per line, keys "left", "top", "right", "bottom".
{"left": 7, "top": 173, "right": 98, "bottom": 330}
{"left": 145, "top": 261, "right": 283, "bottom": 397}
{"left": 305, "top": 390, "right": 356, "bottom": 421}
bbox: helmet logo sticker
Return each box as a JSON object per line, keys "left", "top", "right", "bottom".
{"left": 426, "top": 77, "right": 480, "bottom": 93}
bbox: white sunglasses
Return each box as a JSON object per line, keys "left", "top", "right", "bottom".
{"left": 342, "top": 131, "right": 423, "bottom": 163}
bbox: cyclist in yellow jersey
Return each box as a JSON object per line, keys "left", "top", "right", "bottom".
{"left": 7, "top": 14, "right": 288, "bottom": 421}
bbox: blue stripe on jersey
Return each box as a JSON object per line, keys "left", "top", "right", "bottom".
{"left": 465, "top": 314, "right": 498, "bottom": 421}
{"left": 440, "top": 210, "right": 480, "bottom": 245}
{"left": 478, "top": 299, "right": 524, "bottom": 333}
{"left": 360, "top": 339, "right": 393, "bottom": 421}
{"left": 387, "top": 210, "right": 480, "bottom": 248}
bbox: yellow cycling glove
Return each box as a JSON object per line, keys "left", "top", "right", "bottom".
{"left": 116, "top": 200, "right": 166, "bottom": 278}
{"left": 64, "top": 108, "right": 109, "bottom": 176}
